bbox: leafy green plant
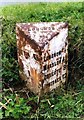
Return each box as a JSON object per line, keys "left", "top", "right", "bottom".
{"left": 2, "top": 89, "right": 31, "bottom": 119}
{"left": 1, "top": 82, "right": 84, "bottom": 119}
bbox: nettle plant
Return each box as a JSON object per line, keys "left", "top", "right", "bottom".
{"left": 2, "top": 89, "right": 33, "bottom": 119}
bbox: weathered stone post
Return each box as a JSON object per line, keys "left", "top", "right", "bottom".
{"left": 16, "top": 22, "right": 68, "bottom": 95}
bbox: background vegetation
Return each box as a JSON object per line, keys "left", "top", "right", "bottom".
{"left": 0, "top": 2, "right": 84, "bottom": 119}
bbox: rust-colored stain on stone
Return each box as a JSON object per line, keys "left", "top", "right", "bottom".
{"left": 16, "top": 22, "right": 68, "bottom": 95}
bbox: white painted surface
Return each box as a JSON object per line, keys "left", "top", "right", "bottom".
{"left": 44, "top": 28, "right": 68, "bottom": 53}
{"left": 19, "top": 44, "right": 41, "bottom": 77}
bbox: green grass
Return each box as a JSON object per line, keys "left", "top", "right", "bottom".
{"left": 0, "top": 7, "right": 3, "bottom": 15}
{"left": 0, "top": 82, "right": 2, "bottom": 88}
{"left": 1, "top": 2, "right": 84, "bottom": 119}
{"left": 0, "top": 110, "right": 2, "bottom": 119}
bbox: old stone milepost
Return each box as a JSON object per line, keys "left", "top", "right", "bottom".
{"left": 16, "top": 22, "right": 68, "bottom": 95}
